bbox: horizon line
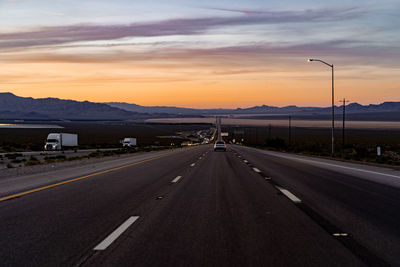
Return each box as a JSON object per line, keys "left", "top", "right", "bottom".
{"left": 2, "top": 91, "right": 400, "bottom": 110}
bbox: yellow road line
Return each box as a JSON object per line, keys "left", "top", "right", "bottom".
{"left": 0, "top": 150, "right": 185, "bottom": 203}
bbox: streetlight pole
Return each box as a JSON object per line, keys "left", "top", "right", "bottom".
{"left": 308, "top": 58, "right": 335, "bottom": 156}
{"left": 339, "top": 98, "right": 350, "bottom": 148}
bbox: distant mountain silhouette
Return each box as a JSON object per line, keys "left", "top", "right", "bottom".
{"left": 2, "top": 92, "right": 399, "bottom": 121}
{"left": 106, "top": 102, "right": 233, "bottom": 115}
{"left": 0, "top": 93, "right": 160, "bottom": 120}
{"left": 106, "top": 101, "right": 400, "bottom": 115}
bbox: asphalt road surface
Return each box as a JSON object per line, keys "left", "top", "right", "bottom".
{"left": 1, "top": 144, "right": 399, "bottom": 266}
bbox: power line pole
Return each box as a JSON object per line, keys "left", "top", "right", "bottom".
{"left": 268, "top": 124, "right": 272, "bottom": 139}
{"left": 255, "top": 127, "right": 258, "bottom": 144}
{"left": 288, "top": 115, "right": 292, "bottom": 146}
{"left": 339, "top": 98, "right": 350, "bottom": 148}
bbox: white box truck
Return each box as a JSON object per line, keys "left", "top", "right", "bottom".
{"left": 122, "top": 137, "right": 137, "bottom": 147}
{"left": 44, "top": 133, "right": 78, "bottom": 150}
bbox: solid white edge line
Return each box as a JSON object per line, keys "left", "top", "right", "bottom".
{"left": 172, "top": 175, "right": 182, "bottom": 183}
{"left": 263, "top": 151, "right": 400, "bottom": 180}
{"left": 253, "top": 167, "right": 261, "bottom": 173}
{"left": 94, "top": 216, "right": 139, "bottom": 251}
{"left": 276, "top": 186, "right": 302, "bottom": 203}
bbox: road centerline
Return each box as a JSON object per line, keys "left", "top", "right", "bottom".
{"left": 253, "top": 167, "right": 261, "bottom": 173}
{"left": 94, "top": 216, "right": 139, "bottom": 251}
{"left": 276, "top": 186, "right": 302, "bottom": 203}
{"left": 171, "top": 176, "right": 182, "bottom": 183}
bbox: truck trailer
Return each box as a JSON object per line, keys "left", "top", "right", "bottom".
{"left": 44, "top": 133, "right": 78, "bottom": 150}
{"left": 122, "top": 137, "right": 137, "bottom": 147}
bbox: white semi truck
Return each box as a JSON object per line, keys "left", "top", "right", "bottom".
{"left": 122, "top": 137, "right": 137, "bottom": 147}
{"left": 44, "top": 133, "right": 78, "bottom": 150}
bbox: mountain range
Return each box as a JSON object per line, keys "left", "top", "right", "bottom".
{"left": 106, "top": 101, "right": 400, "bottom": 115}
{"left": 1, "top": 92, "right": 400, "bottom": 121}
{"left": 0, "top": 93, "right": 164, "bottom": 120}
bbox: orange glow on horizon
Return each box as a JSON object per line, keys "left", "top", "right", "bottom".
{"left": 1, "top": 59, "right": 399, "bottom": 109}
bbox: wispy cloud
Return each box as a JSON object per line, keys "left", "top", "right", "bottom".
{"left": 2, "top": 41, "right": 399, "bottom": 69}
{"left": 204, "top": 6, "right": 363, "bottom": 16}
{"left": 203, "top": 7, "right": 270, "bottom": 15}
{"left": 0, "top": 7, "right": 365, "bottom": 50}
{"left": 40, "top": 11, "right": 65, "bottom": 17}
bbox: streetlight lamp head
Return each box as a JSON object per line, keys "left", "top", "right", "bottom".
{"left": 308, "top": 59, "right": 314, "bottom": 62}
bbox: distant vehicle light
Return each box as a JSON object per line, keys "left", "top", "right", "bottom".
{"left": 214, "top": 141, "right": 227, "bottom": 152}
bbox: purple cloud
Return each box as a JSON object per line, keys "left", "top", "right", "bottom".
{"left": 0, "top": 7, "right": 365, "bottom": 50}
{"left": 2, "top": 40, "right": 399, "bottom": 68}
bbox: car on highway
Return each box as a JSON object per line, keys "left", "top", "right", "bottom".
{"left": 214, "top": 140, "right": 227, "bottom": 151}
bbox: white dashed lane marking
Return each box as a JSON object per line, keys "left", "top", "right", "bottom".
{"left": 94, "top": 216, "right": 139, "bottom": 251}
{"left": 253, "top": 167, "right": 261, "bottom": 173}
{"left": 171, "top": 176, "right": 182, "bottom": 183}
{"left": 276, "top": 186, "right": 302, "bottom": 203}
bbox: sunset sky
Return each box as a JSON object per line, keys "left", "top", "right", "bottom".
{"left": 0, "top": 0, "right": 399, "bottom": 108}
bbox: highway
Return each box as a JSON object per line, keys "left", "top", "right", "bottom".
{"left": 1, "top": 144, "right": 399, "bottom": 266}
